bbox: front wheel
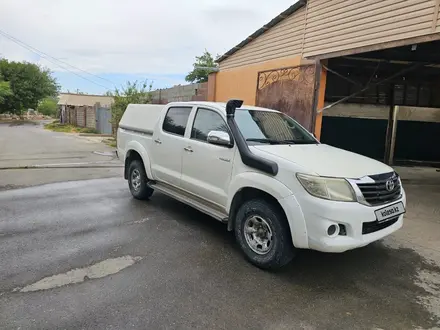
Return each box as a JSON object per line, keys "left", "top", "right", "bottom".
{"left": 234, "top": 199, "right": 296, "bottom": 270}
{"left": 128, "top": 160, "right": 154, "bottom": 200}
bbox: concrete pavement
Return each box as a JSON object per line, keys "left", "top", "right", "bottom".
{"left": 0, "top": 178, "right": 439, "bottom": 330}
{"left": 0, "top": 122, "right": 122, "bottom": 190}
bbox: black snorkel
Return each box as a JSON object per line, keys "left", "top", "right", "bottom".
{"left": 225, "top": 99, "right": 278, "bottom": 176}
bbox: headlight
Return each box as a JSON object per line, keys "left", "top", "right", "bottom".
{"left": 296, "top": 173, "right": 356, "bottom": 202}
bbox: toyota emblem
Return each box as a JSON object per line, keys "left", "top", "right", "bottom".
{"left": 385, "top": 179, "right": 395, "bottom": 191}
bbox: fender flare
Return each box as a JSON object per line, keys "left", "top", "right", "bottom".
{"left": 227, "top": 172, "right": 293, "bottom": 211}
{"left": 125, "top": 141, "right": 152, "bottom": 179}
{"left": 227, "top": 172, "right": 308, "bottom": 248}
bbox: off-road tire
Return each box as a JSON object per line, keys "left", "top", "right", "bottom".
{"left": 128, "top": 160, "right": 154, "bottom": 200}
{"left": 234, "top": 199, "right": 296, "bottom": 270}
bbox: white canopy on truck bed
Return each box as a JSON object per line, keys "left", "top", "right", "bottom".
{"left": 119, "top": 104, "right": 165, "bottom": 132}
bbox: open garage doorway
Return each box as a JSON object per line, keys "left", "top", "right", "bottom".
{"left": 320, "top": 39, "right": 440, "bottom": 167}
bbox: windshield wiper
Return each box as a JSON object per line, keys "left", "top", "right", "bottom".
{"left": 245, "top": 138, "right": 282, "bottom": 145}
{"left": 246, "top": 138, "right": 317, "bottom": 145}
{"left": 280, "top": 140, "right": 317, "bottom": 145}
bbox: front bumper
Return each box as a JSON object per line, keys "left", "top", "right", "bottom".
{"left": 280, "top": 189, "right": 406, "bottom": 253}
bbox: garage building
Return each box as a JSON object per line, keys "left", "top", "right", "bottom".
{"left": 209, "top": 0, "right": 440, "bottom": 166}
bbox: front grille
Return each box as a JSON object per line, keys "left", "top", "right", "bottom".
{"left": 356, "top": 172, "right": 401, "bottom": 206}
{"left": 362, "top": 216, "right": 399, "bottom": 235}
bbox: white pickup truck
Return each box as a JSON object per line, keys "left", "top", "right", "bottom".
{"left": 117, "top": 100, "right": 406, "bottom": 270}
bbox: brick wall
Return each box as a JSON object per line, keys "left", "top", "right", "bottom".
{"left": 66, "top": 105, "right": 97, "bottom": 129}
{"left": 86, "top": 107, "right": 96, "bottom": 128}
{"left": 76, "top": 107, "right": 86, "bottom": 127}
{"left": 151, "top": 82, "right": 208, "bottom": 104}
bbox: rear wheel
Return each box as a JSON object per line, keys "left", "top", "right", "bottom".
{"left": 128, "top": 160, "right": 154, "bottom": 200}
{"left": 234, "top": 199, "right": 296, "bottom": 270}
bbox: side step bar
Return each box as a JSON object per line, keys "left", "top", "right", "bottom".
{"left": 148, "top": 182, "right": 229, "bottom": 223}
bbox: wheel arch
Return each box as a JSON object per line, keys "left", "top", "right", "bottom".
{"left": 227, "top": 172, "right": 308, "bottom": 248}
{"left": 124, "top": 141, "right": 152, "bottom": 179}
{"left": 227, "top": 173, "right": 292, "bottom": 231}
{"left": 228, "top": 186, "right": 285, "bottom": 229}
{"left": 227, "top": 173, "right": 293, "bottom": 213}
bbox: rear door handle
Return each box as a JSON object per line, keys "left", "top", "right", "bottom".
{"left": 154, "top": 138, "right": 162, "bottom": 144}
{"left": 184, "top": 146, "right": 193, "bottom": 152}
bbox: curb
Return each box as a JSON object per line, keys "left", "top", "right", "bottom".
{"left": 0, "top": 165, "right": 123, "bottom": 170}
{"left": 79, "top": 133, "right": 113, "bottom": 137}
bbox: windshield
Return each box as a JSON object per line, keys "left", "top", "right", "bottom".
{"left": 234, "top": 109, "right": 317, "bottom": 145}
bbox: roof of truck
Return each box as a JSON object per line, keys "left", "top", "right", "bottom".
{"left": 165, "top": 101, "right": 280, "bottom": 113}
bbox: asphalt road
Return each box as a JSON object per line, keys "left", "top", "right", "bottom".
{"left": 0, "top": 122, "right": 122, "bottom": 190}
{"left": 1, "top": 178, "right": 439, "bottom": 330}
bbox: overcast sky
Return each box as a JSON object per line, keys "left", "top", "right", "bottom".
{"left": 0, "top": 0, "right": 295, "bottom": 94}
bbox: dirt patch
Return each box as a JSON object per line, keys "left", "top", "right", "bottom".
{"left": 7, "top": 121, "right": 38, "bottom": 127}
{"left": 0, "top": 184, "right": 28, "bottom": 191}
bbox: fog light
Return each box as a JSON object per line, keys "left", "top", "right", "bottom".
{"left": 339, "top": 224, "right": 347, "bottom": 236}
{"left": 327, "top": 224, "right": 339, "bottom": 237}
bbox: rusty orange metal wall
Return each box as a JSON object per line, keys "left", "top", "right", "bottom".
{"left": 256, "top": 65, "right": 317, "bottom": 131}
{"left": 207, "top": 73, "right": 217, "bottom": 102}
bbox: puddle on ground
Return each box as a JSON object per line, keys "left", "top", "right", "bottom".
{"left": 416, "top": 269, "right": 440, "bottom": 323}
{"left": 383, "top": 239, "right": 440, "bottom": 327}
{"left": 13, "top": 255, "right": 142, "bottom": 293}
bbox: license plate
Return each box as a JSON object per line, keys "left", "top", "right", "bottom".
{"left": 375, "top": 202, "right": 405, "bottom": 222}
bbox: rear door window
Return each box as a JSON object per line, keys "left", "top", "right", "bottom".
{"left": 162, "top": 107, "right": 192, "bottom": 136}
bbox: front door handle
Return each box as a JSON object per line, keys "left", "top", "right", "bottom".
{"left": 184, "top": 146, "right": 193, "bottom": 152}
{"left": 154, "top": 138, "right": 162, "bottom": 144}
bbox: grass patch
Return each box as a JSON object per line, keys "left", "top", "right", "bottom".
{"left": 104, "top": 138, "right": 117, "bottom": 148}
{"left": 44, "top": 121, "right": 99, "bottom": 134}
{"left": 44, "top": 121, "right": 79, "bottom": 133}
{"left": 78, "top": 127, "right": 99, "bottom": 134}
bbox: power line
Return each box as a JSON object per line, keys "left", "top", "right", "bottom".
{"left": 0, "top": 29, "right": 115, "bottom": 91}
{"left": 0, "top": 29, "right": 113, "bottom": 90}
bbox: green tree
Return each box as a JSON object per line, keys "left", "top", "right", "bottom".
{"left": 0, "top": 79, "right": 12, "bottom": 104}
{"left": 0, "top": 59, "right": 59, "bottom": 114}
{"left": 37, "top": 97, "right": 58, "bottom": 116}
{"left": 109, "top": 80, "right": 153, "bottom": 127}
{"left": 185, "top": 50, "right": 219, "bottom": 83}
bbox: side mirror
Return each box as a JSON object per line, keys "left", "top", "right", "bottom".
{"left": 207, "top": 130, "right": 232, "bottom": 147}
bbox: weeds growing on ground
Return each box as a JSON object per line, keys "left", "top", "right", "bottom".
{"left": 44, "top": 121, "right": 77, "bottom": 132}
{"left": 44, "top": 121, "right": 99, "bottom": 134}
{"left": 78, "top": 127, "right": 99, "bottom": 134}
{"left": 104, "top": 138, "right": 117, "bottom": 148}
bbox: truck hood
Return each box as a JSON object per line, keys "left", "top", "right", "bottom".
{"left": 252, "top": 143, "right": 393, "bottom": 179}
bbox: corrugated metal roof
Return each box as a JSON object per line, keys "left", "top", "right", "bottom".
{"left": 57, "top": 93, "right": 114, "bottom": 107}
{"left": 216, "top": 1, "right": 307, "bottom": 63}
